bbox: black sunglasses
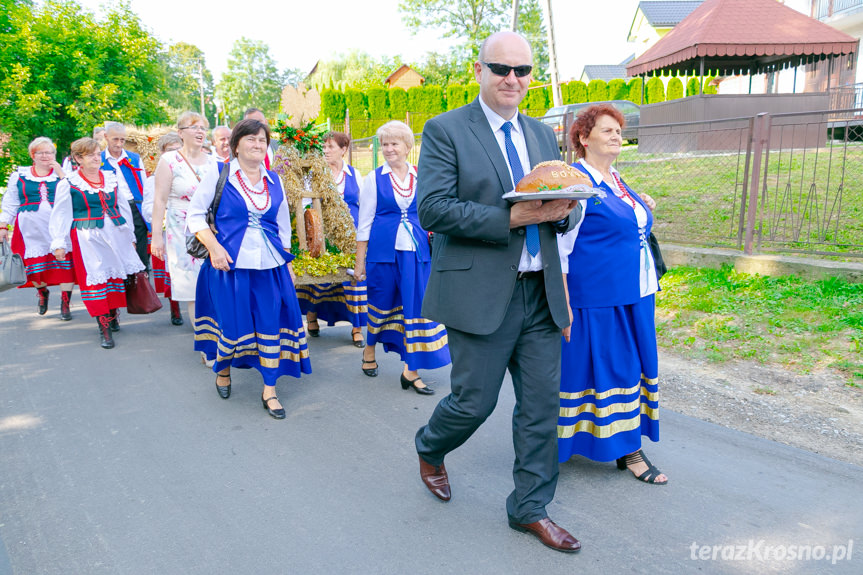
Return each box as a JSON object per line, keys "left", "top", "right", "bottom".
{"left": 482, "top": 61, "right": 533, "bottom": 78}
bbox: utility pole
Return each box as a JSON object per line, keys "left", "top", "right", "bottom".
{"left": 544, "top": 0, "right": 562, "bottom": 107}
{"left": 198, "top": 60, "right": 205, "bottom": 118}
{"left": 511, "top": 0, "right": 520, "bottom": 30}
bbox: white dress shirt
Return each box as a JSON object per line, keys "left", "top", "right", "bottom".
{"left": 187, "top": 159, "right": 292, "bottom": 270}
{"left": 356, "top": 163, "right": 418, "bottom": 251}
{"left": 478, "top": 95, "right": 542, "bottom": 272}
{"left": 104, "top": 151, "right": 136, "bottom": 202}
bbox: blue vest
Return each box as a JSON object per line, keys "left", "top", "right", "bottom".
{"left": 343, "top": 165, "right": 360, "bottom": 227}
{"left": 101, "top": 151, "right": 144, "bottom": 203}
{"left": 17, "top": 172, "right": 58, "bottom": 212}
{"left": 213, "top": 169, "right": 291, "bottom": 271}
{"left": 366, "top": 167, "right": 429, "bottom": 264}
{"left": 69, "top": 176, "right": 126, "bottom": 230}
{"left": 565, "top": 162, "right": 653, "bottom": 308}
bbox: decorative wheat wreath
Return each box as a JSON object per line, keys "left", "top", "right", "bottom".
{"left": 273, "top": 84, "right": 356, "bottom": 283}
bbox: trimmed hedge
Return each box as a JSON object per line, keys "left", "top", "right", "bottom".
{"left": 344, "top": 89, "right": 367, "bottom": 120}
{"left": 367, "top": 87, "right": 388, "bottom": 119}
{"left": 321, "top": 89, "right": 346, "bottom": 123}
{"left": 389, "top": 87, "right": 408, "bottom": 120}
{"left": 627, "top": 78, "right": 643, "bottom": 104}
{"left": 608, "top": 78, "right": 628, "bottom": 101}
{"left": 446, "top": 84, "right": 467, "bottom": 110}
{"left": 523, "top": 83, "right": 549, "bottom": 111}
{"left": 587, "top": 79, "right": 608, "bottom": 102}
{"left": 667, "top": 77, "right": 684, "bottom": 100}
{"left": 563, "top": 80, "right": 587, "bottom": 104}
{"left": 646, "top": 77, "right": 665, "bottom": 104}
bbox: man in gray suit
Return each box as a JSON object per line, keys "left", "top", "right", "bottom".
{"left": 414, "top": 31, "right": 582, "bottom": 553}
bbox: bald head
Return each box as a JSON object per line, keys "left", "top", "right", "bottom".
{"left": 474, "top": 31, "right": 534, "bottom": 119}
{"left": 478, "top": 31, "right": 532, "bottom": 63}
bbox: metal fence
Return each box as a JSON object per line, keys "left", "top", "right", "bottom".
{"left": 621, "top": 108, "right": 863, "bottom": 258}
{"left": 345, "top": 106, "right": 863, "bottom": 259}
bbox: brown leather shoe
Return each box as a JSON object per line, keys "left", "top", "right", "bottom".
{"left": 418, "top": 456, "right": 451, "bottom": 501}
{"left": 509, "top": 517, "right": 581, "bottom": 553}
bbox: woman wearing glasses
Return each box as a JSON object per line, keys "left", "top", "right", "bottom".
{"left": 0, "top": 137, "right": 76, "bottom": 320}
{"left": 354, "top": 121, "right": 449, "bottom": 395}
{"left": 151, "top": 112, "right": 217, "bottom": 357}
{"left": 48, "top": 137, "right": 144, "bottom": 348}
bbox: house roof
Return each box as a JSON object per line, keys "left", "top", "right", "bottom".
{"left": 581, "top": 65, "right": 630, "bottom": 82}
{"left": 628, "top": 1, "right": 703, "bottom": 41}
{"left": 626, "top": 0, "right": 859, "bottom": 77}
{"left": 385, "top": 64, "right": 424, "bottom": 85}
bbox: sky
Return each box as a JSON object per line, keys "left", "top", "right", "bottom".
{"left": 74, "top": 0, "right": 811, "bottom": 84}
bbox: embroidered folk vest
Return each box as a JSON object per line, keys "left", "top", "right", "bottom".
{"left": 17, "top": 174, "right": 58, "bottom": 212}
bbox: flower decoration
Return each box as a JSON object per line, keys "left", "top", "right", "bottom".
{"left": 275, "top": 114, "right": 323, "bottom": 155}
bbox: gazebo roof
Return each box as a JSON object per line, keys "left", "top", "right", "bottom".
{"left": 626, "top": 0, "right": 859, "bottom": 77}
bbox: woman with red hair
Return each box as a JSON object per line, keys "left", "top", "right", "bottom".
{"left": 556, "top": 104, "right": 667, "bottom": 485}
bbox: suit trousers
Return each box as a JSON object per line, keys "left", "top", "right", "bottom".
{"left": 415, "top": 274, "right": 561, "bottom": 524}
{"left": 128, "top": 200, "right": 149, "bottom": 272}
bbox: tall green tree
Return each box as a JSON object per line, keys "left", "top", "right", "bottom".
{"left": 307, "top": 50, "right": 400, "bottom": 91}
{"left": 162, "top": 42, "right": 216, "bottom": 124}
{"left": 399, "top": 0, "right": 549, "bottom": 80}
{"left": 216, "top": 37, "right": 283, "bottom": 122}
{"left": 0, "top": 0, "right": 168, "bottom": 172}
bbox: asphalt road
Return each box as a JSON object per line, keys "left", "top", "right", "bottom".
{"left": 1, "top": 286, "right": 861, "bottom": 575}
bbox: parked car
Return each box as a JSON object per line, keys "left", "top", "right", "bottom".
{"left": 540, "top": 100, "right": 640, "bottom": 147}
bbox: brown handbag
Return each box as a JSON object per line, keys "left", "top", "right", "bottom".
{"left": 124, "top": 272, "right": 163, "bottom": 314}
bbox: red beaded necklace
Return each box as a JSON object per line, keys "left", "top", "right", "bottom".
{"left": 80, "top": 171, "right": 105, "bottom": 192}
{"left": 236, "top": 170, "right": 270, "bottom": 211}
{"left": 610, "top": 171, "right": 637, "bottom": 209}
{"left": 390, "top": 170, "right": 415, "bottom": 198}
{"left": 332, "top": 168, "right": 345, "bottom": 186}
{"left": 31, "top": 166, "right": 53, "bottom": 179}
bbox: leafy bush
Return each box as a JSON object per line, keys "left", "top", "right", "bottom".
{"left": 320, "top": 89, "right": 346, "bottom": 122}
{"left": 523, "top": 83, "right": 549, "bottom": 111}
{"left": 704, "top": 77, "right": 718, "bottom": 95}
{"left": 344, "top": 89, "right": 367, "bottom": 119}
{"left": 446, "top": 84, "right": 467, "bottom": 110}
{"left": 628, "top": 77, "right": 644, "bottom": 104}
{"left": 667, "top": 77, "right": 684, "bottom": 100}
{"left": 367, "top": 87, "right": 388, "bottom": 119}
{"left": 466, "top": 83, "right": 481, "bottom": 102}
{"left": 686, "top": 77, "right": 700, "bottom": 97}
{"left": 587, "top": 79, "right": 608, "bottom": 102}
{"left": 607, "top": 78, "right": 628, "bottom": 101}
{"left": 646, "top": 77, "right": 665, "bottom": 104}
{"left": 563, "top": 81, "right": 587, "bottom": 104}
{"left": 389, "top": 87, "right": 408, "bottom": 120}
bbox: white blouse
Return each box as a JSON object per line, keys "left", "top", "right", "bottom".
{"left": 356, "top": 162, "right": 418, "bottom": 251}
{"left": 2, "top": 167, "right": 70, "bottom": 257}
{"left": 187, "top": 159, "right": 292, "bottom": 270}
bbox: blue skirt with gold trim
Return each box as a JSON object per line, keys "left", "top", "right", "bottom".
{"left": 366, "top": 251, "right": 450, "bottom": 371}
{"left": 558, "top": 294, "right": 659, "bottom": 463}
{"left": 296, "top": 280, "right": 368, "bottom": 328}
{"left": 194, "top": 261, "right": 312, "bottom": 386}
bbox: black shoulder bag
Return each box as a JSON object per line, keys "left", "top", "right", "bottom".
{"left": 186, "top": 165, "right": 230, "bottom": 259}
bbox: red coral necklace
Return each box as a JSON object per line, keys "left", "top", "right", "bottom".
{"left": 236, "top": 171, "right": 270, "bottom": 211}
{"left": 610, "top": 172, "right": 637, "bottom": 209}
{"left": 390, "top": 171, "right": 415, "bottom": 198}
{"left": 80, "top": 171, "right": 105, "bottom": 192}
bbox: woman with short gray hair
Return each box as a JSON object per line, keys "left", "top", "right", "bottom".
{"left": 354, "top": 121, "right": 449, "bottom": 395}
{"left": 0, "top": 136, "right": 76, "bottom": 319}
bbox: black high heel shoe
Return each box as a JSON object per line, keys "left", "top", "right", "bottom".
{"left": 361, "top": 358, "right": 378, "bottom": 377}
{"left": 401, "top": 373, "right": 435, "bottom": 395}
{"left": 215, "top": 374, "right": 231, "bottom": 399}
{"left": 262, "top": 394, "right": 286, "bottom": 419}
{"left": 616, "top": 449, "right": 667, "bottom": 485}
{"left": 307, "top": 320, "right": 320, "bottom": 337}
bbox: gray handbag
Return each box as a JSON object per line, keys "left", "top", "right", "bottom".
{"left": 0, "top": 239, "right": 27, "bottom": 293}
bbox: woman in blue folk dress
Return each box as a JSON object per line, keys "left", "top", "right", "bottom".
{"left": 297, "top": 131, "right": 368, "bottom": 347}
{"left": 189, "top": 119, "right": 311, "bottom": 420}
{"left": 557, "top": 104, "right": 667, "bottom": 484}
{"left": 353, "top": 121, "right": 449, "bottom": 395}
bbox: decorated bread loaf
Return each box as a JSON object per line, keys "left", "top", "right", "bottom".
{"left": 304, "top": 208, "right": 325, "bottom": 257}
{"left": 516, "top": 160, "right": 592, "bottom": 193}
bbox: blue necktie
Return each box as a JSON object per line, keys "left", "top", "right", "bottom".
{"left": 501, "top": 121, "right": 539, "bottom": 257}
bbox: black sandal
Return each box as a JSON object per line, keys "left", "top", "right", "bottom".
{"left": 361, "top": 358, "right": 378, "bottom": 377}
{"left": 616, "top": 449, "right": 668, "bottom": 485}
{"left": 351, "top": 330, "right": 365, "bottom": 348}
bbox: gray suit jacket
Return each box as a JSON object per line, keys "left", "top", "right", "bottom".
{"left": 417, "top": 98, "right": 579, "bottom": 336}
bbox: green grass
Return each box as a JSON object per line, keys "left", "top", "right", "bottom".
{"left": 656, "top": 264, "right": 863, "bottom": 386}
